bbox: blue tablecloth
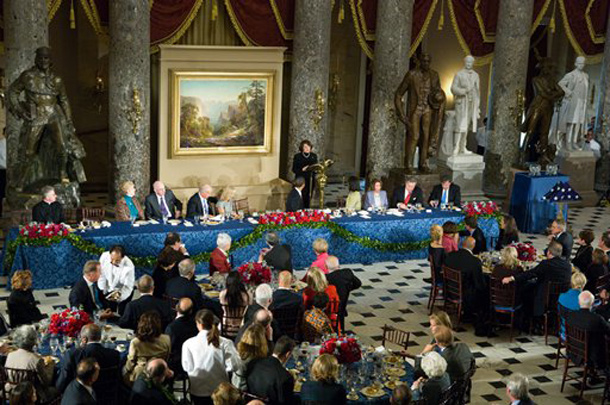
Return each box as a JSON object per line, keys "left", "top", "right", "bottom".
{"left": 5, "top": 211, "right": 499, "bottom": 290}
{"left": 509, "top": 172, "right": 569, "bottom": 234}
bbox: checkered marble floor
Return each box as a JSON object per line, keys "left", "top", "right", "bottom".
{"left": 0, "top": 205, "right": 608, "bottom": 404}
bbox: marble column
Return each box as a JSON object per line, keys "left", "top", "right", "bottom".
{"left": 286, "top": 0, "right": 332, "bottom": 176}
{"left": 3, "top": 0, "right": 48, "bottom": 200}
{"left": 483, "top": 0, "right": 534, "bottom": 196}
{"left": 109, "top": 0, "right": 150, "bottom": 203}
{"left": 366, "top": 0, "right": 414, "bottom": 181}
{"left": 594, "top": 4, "right": 610, "bottom": 193}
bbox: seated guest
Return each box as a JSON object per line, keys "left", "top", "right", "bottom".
{"left": 115, "top": 180, "right": 144, "bottom": 221}
{"left": 302, "top": 267, "right": 340, "bottom": 310}
{"left": 271, "top": 271, "right": 302, "bottom": 310}
{"left": 364, "top": 178, "right": 389, "bottom": 210}
{"left": 235, "top": 308, "right": 274, "bottom": 349}
{"left": 424, "top": 326, "right": 474, "bottom": 383}
{"left": 246, "top": 335, "right": 296, "bottom": 405}
{"left": 186, "top": 184, "right": 216, "bottom": 219}
{"left": 491, "top": 247, "right": 524, "bottom": 279}
{"left": 558, "top": 272, "right": 587, "bottom": 339}
{"left": 165, "top": 298, "right": 198, "bottom": 375}
{"left": 182, "top": 309, "right": 241, "bottom": 405}
{"left": 217, "top": 187, "right": 240, "bottom": 219}
{"left": 495, "top": 213, "right": 520, "bottom": 251}
{"left": 61, "top": 358, "right": 99, "bottom": 405}
{"left": 441, "top": 221, "right": 459, "bottom": 253}
{"left": 428, "top": 224, "right": 446, "bottom": 283}
{"left": 123, "top": 311, "right": 171, "bottom": 386}
{"left": 219, "top": 272, "right": 251, "bottom": 338}
{"left": 584, "top": 248, "right": 609, "bottom": 293}
{"left": 286, "top": 177, "right": 305, "bottom": 212}
{"left": 212, "top": 382, "right": 243, "bottom": 405}
{"left": 7, "top": 270, "right": 44, "bottom": 327}
{"left": 32, "top": 186, "right": 64, "bottom": 224}
{"left": 599, "top": 231, "right": 610, "bottom": 259}
{"left": 302, "top": 293, "right": 334, "bottom": 343}
{"left": 118, "top": 275, "right": 172, "bottom": 330}
{"left": 300, "top": 354, "right": 346, "bottom": 405}
{"left": 392, "top": 176, "right": 424, "bottom": 209}
{"left": 505, "top": 373, "right": 535, "bottom": 405}
{"left": 5, "top": 325, "right": 57, "bottom": 402}
{"left": 401, "top": 312, "right": 454, "bottom": 359}
{"left": 326, "top": 255, "right": 361, "bottom": 330}
{"left": 9, "top": 381, "right": 36, "bottom": 405}
{"left": 69, "top": 260, "right": 113, "bottom": 319}
{"left": 548, "top": 219, "right": 573, "bottom": 260}
{"left": 152, "top": 232, "right": 189, "bottom": 299}
{"left": 244, "top": 283, "right": 273, "bottom": 325}
{"left": 310, "top": 238, "right": 330, "bottom": 273}
{"left": 345, "top": 176, "right": 362, "bottom": 211}
{"left": 566, "top": 291, "right": 610, "bottom": 370}
{"left": 98, "top": 244, "right": 135, "bottom": 315}
{"left": 144, "top": 180, "right": 183, "bottom": 220}
{"left": 572, "top": 229, "right": 595, "bottom": 272}
{"left": 390, "top": 384, "right": 412, "bottom": 405}
{"left": 459, "top": 216, "right": 487, "bottom": 255}
{"left": 428, "top": 174, "right": 461, "bottom": 207}
{"left": 232, "top": 324, "right": 269, "bottom": 390}
{"left": 210, "top": 233, "right": 232, "bottom": 275}
{"left": 258, "top": 231, "right": 293, "bottom": 272}
{"left": 411, "top": 351, "right": 451, "bottom": 404}
{"left": 56, "top": 324, "right": 120, "bottom": 394}
{"left": 166, "top": 259, "right": 206, "bottom": 311}
{"left": 130, "top": 358, "right": 176, "bottom": 405}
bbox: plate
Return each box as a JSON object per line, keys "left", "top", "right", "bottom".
{"left": 385, "top": 380, "right": 405, "bottom": 390}
{"left": 135, "top": 220, "right": 148, "bottom": 225}
{"left": 384, "top": 355, "right": 401, "bottom": 364}
{"left": 44, "top": 356, "right": 59, "bottom": 365}
{"left": 168, "top": 219, "right": 181, "bottom": 225}
{"left": 206, "top": 291, "right": 220, "bottom": 298}
{"left": 385, "top": 367, "right": 406, "bottom": 377}
{"left": 199, "top": 283, "right": 214, "bottom": 291}
{"left": 361, "top": 386, "right": 385, "bottom": 398}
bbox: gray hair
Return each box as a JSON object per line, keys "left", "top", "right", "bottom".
{"left": 13, "top": 325, "right": 37, "bottom": 351}
{"left": 325, "top": 256, "right": 340, "bottom": 271}
{"left": 199, "top": 184, "right": 212, "bottom": 194}
{"left": 579, "top": 290, "right": 595, "bottom": 309}
{"left": 265, "top": 231, "right": 280, "bottom": 246}
{"left": 217, "top": 233, "right": 232, "bottom": 249}
{"left": 80, "top": 324, "right": 102, "bottom": 342}
{"left": 506, "top": 373, "right": 529, "bottom": 400}
{"left": 178, "top": 259, "right": 195, "bottom": 277}
{"left": 420, "top": 351, "right": 447, "bottom": 378}
{"left": 82, "top": 260, "right": 100, "bottom": 275}
{"left": 41, "top": 185, "right": 54, "bottom": 198}
{"left": 255, "top": 283, "right": 273, "bottom": 307}
{"left": 547, "top": 241, "right": 563, "bottom": 258}
{"left": 138, "top": 275, "right": 154, "bottom": 293}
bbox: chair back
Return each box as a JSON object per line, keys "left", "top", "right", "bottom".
{"left": 326, "top": 297, "right": 341, "bottom": 333}
{"left": 234, "top": 198, "right": 250, "bottom": 215}
{"left": 4, "top": 367, "right": 38, "bottom": 386}
{"left": 565, "top": 323, "right": 589, "bottom": 367}
{"left": 64, "top": 208, "right": 79, "bottom": 224}
{"left": 442, "top": 266, "right": 462, "bottom": 304}
{"left": 81, "top": 207, "right": 106, "bottom": 222}
{"left": 490, "top": 277, "right": 517, "bottom": 309}
{"left": 93, "top": 365, "right": 120, "bottom": 404}
{"left": 596, "top": 273, "right": 610, "bottom": 298}
{"left": 221, "top": 305, "right": 247, "bottom": 339}
{"left": 438, "top": 381, "right": 458, "bottom": 405}
{"left": 454, "top": 357, "right": 476, "bottom": 404}
{"left": 429, "top": 254, "right": 440, "bottom": 286}
{"left": 381, "top": 324, "right": 411, "bottom": 351}
{"left": 271, "top": 305, "right": 302, "bottom": 339}
{"left": 545, "top": 281, "right": 570, "bottom": 312}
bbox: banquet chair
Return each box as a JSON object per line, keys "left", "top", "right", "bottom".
{"left": 561, "top": 323, "right": 592, "bottom": 399}
{"left": 81, "top": 207, "right": 106, "bottom": 222}
{"left": 454, "top": 357, "right": 477, "bottom": 404}
{"left": 235, "top": 198, "right": 250, "bottom": 215}
{"left": 271, "top": 305, "right": 302, "bottom": 340}
{"left": 327, "top": 298, "right": 341, "bottom": 334}
{"left": 93, "top": 365, "right": 120, "bottom": 404}
{"left": 442, "top": 266, "right": 464, "bottom": 326}
{"left": 489, "top": 277, "right": 521, "bottom": 342}
{"left": 3, "top": 367, "right": 38, "bottom": 386}
{"left": 63, "top": 208, "right": 79, "bottom": 224}
{"left": 596, "top": 273, "right": 610, "bottom": 300}
{"left": 544, "top": 281, "right": 571, "bottom": 345}
{"left": 221, "top": 305, "right": 247, "bottom": 339}
{"left": 381, "top": 324, "right": 410, "bottom": 351}
{"left": 427, "top": 255, "right": 444, "bottom": 314}
{"left": 555, "top": 304, "right": 575, "bottom": 369}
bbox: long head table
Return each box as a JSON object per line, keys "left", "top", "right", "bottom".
{"left": 4, "top": 211, "right": 499, "bottom": 289}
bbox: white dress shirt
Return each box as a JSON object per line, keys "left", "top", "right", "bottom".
{"left": 199, "top": 194, "right": 209, "bottom": 216}
{"left": 158, "top": 195, "right": 172, "bottom": 218}
{"left": 98, "top": 251, "right": 135, "bottom": 302}
{"left": 182, "top": 330, "right": 241, "bottom": 397}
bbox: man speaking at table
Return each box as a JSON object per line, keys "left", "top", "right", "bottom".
{"left": 392, "top": 176, "right": 424, "bottom": 209}
{"left": 145, "top": 180, "right": 183, "bottom": 220}
{"left": 32, "top": 185, "right": 64, "bottom": 224}
{"left": 428, "top": 175, "right": 461, "bottom": 207}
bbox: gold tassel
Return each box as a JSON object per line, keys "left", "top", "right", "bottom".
{"left": 549, "top": 0, "right": 557, "bottom": 34}
{"left": 437, "top": 0, "right": 445, "bottom": 30}
{"left": 70, "top": 0, "right": 76, "bottom": 29}
{"left": 338, "top": 0, "right": 345, "bottom": 24}
{"left": 211, "top": 0, "right": 218, "bottom": 21}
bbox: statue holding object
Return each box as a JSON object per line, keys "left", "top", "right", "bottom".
{"left": 450, "top": 55, "right": 480, "bottom": 155}
{"left": 556, "top": 56, "right": 588, "bottom": 151}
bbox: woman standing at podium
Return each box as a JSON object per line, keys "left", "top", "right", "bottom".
{"left": 292, "top": 140, "right": 318, "bottom": 208}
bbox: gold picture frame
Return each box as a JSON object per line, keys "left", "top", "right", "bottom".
{"left": 169, "top": 69, "right": 275, "bottom": 157}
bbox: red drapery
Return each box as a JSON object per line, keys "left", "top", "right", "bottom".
{"left": 558, "top": 0, "right": 608, "bottom": 61}
{"left": 224, "top": 0, "right": 292, "bottom": 47}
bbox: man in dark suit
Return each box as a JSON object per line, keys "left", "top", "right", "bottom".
{"left": 326, "top": 256, "right": 361, "bottom": 331}
{"left": 60, "top": 358, "right": 100, "bottom": 405}
{"left": 165, "top": 259, "right": 221, "bottom": 317}
{"left": 32, "top": 185, "right": 65, "bottom": 224}
{"left": 69, "top": 260, "right": 113, "bottom": 319}
{"left": 459, "top": 216, "right": 487, "bottom": 255}
{"left": 185, "top": 184, "right": 217, "bottom": 219}
{"left": 270, "top": 271, "right": 302, "bottom": 310}
{"left": 130, "top": 358, "right": 176, "bottom": 405}
{"left": 428, "top": 174, "right": 461, "bottom": 207}
{"left": 165, "top": 298, "right": 198, "bottom": 374}
{"left": 392, "top": 176, "right": 425, "bottom": 208}
{"left": 56, "top": 324, "right": 120, "bottom": 396}
{"left": 430, "top": 326, "right": 474, "bottom": 383}
{"left": 144, "top": 180, "right": 183, "bottom": 220}
{"left": 246, "top": 335, "right": 296, "bottom": 405}
{"left": 505, "top": 373, "right": 536, "bottom": 405}
{"left": 286, "top": 177, "right": 305, "bottom": 212}
{"left": 259, "top": 231, "right": 293, "bottom": 271}
{"left": 118, "top": 275, "right": 172, "bottom": 330}
{"left": 599, "top": 231, "right": 610, "bottom": 260}
{"left": 549, "top": 219, "right": 574, "bottom": 260}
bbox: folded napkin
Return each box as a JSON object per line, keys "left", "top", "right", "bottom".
{"left": 248, "top": 218, "right": 259, "bottom": 225}
{"left": 101, "top": 221, "right": 111, "bottom": 228}
{"left": 183, "top": 221, "right": 193, "bottom": 227}
{"left": 149, "top": 219, "right": 159, "bottom": 224}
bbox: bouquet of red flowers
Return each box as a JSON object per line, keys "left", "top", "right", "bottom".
{"left": 19, "top": 223, "right": 69, "bottom": 240}
{"left": 237, "top": 262, "right": 272, "bottom": 286}
{"left": 462, "top": 201, "right": 500, "bottom": 218}
{"left": 48, "top": 308, "right": 92, "bottom": 337}
{"left": 509, "top": 242, "right": 537, "bottom": 262}
{"left": 259, "top": 210, "right": 330, "bottom": 226}
{"left": 319, "top": 336, "right": 362, "bottom": 364}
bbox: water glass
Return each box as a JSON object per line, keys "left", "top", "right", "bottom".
{"left": 194, "top": 215, "right": 200, "bottom": 224}
{"left": 49, "top": 336, "right": 59, "bottom": 355}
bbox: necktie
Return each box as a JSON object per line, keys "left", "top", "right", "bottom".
{"left": 404, "top": 191, "right": 411, "bottom": 205}
{"left": 202, "top": 198, "right": 208, "bottom": 216}
{"left": 91, "top": 283, "right": 103, "bottom": 310}
{"left": 442, "top": 189, "right": 448, "bottom": 204}
{"left": 159, "top": 197, "right": 170, "bottom": 217}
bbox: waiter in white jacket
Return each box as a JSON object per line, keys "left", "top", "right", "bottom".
{"left": 98, "top": 245, "right": 135, "bottom": 315}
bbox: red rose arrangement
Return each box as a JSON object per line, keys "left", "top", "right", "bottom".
{"left": 509, "top": 242, "right": 537, "bottom": 262}
{"left": 237, "top": 262, "right": 272, "bottom": 286}
{"left": 48, "top": 308, "right": 92, "bottom": 338}
{"left": 319, "top": 336, "right": 362, "bottom": 364}
{"left": 462, "top": 201, "right": 500, "bottom": 218}
{"left": 258, "top": 210, "right": 330, "bottom": 226}
{"left": 19, "top": 223, "right": 69, "bottom": 240}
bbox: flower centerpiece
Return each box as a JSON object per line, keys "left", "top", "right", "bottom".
{"left": 319, "top": 335, "right": 362, "bottom": 364}
{"left": 19, "top": 223, "right": 69, "bottom": 241}
{"left": 462, "top": 201, "right": 500, "bottom": 219}
{"left": 509, "top": 242, "right": 537, "bottom": 262}
{"left": 258, "top": 210, "right": 330, "bottom": 226}
{"left": 48, "top": 308, "right": 92, "bottom": 338}
{"left": 237, "top": 262, "right": 272, "bottom": 286}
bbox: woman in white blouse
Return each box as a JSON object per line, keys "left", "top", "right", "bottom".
{"left": 182, "top": 309, "right": 241, "bottom": 405}
{"left": 364, "top": 179, "right": 389, "bottom": 210}
{"left": 98, "top": 245, "right": 135, "bottom": 315}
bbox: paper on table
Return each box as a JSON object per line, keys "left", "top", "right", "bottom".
{"left": 101, "top": 221, "right": 111, "bottom": 228}
{"left": 183, "top": 221, "right": 193, "bottom": 227}
{"left": 248, "top": 218, "right": 259, "bottom": 225}
{"left": 149, "top": 219, "right": 159, "bottom": 224}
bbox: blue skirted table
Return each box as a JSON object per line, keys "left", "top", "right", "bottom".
{"left": 509, "top": 172, "right": 569, "bottom": 234}
{"left": 4, "top": 211, "right": 499, "bottom": 290}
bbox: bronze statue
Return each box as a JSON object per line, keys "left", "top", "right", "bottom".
{"left": 395, "top": 53, "right": 446, "bottom": 174}
{"left": 519, "top": 58, "right": 564, "bottom": 167}
{"left": 7, "top": 46, "right": 86, "bottom": 192}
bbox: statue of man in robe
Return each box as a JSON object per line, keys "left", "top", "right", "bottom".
{"left": 556, "top": 56, "right": 588, "bottom": 151}
{"left": 450, "top": 55, "right": 480, "bottom": 155}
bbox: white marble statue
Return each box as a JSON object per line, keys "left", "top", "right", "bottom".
{"left": 450, "top": 55, "right": 480, "bottom": 155}
{"left": 557, "top": 56, "right": 588, "bottom": 151}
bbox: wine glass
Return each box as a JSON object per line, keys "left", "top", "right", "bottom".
{"left": 58, "top": 340, "right": 67, "bottom": 356}
{"left": 126, "top": 332, "right": 134, "bottom": 341}
{"left": 194, "top": 215, "right": 200, "bottom": 224}
{"left": 49, "top": 336, "right": 59, "bottom": 356}
{"left": 110, "top": 336, "right": 117, "bottom": 349}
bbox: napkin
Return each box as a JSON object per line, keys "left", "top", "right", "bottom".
{"left": 359, "top": 210, "right": 369, "bottom": 215}
{"left": 101, "top": 221, "right": 111, "bottom": 228}
{"left": 210, "top": 215, "right": 223, "bottom": 221}
{"left": 149, "top": 219, "right": 159, "bottom": 224}
{"left": 183, "top": 221, "right": 193, "bottom": 227}
{"left": 248, "top": 218, "right": 259, "bottom": 225}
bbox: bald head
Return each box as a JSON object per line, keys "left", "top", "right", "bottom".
{"left": 579, "top": 290, "right": 595, "bottom": 309}
{"left": 137, "top": 275, "right": 154, "bottom": 294}
{"left": 146, "top": 358, "right": 171, "bottom": 383}
{"left": 463, "top": 236, "right": 476, "bottom": 251}
{"left": 254, "top": 308, "right": 272, "bottom": 327}
{"left": 177, "top": 297, "right": 194, "bottom": 315}
{"left": 325, "top": 256, "right": 340, "bottom": 272}
{"left": 199, "top": 184, "right": 212, "bottom": 197}
{"left": 278, "top": 271, "right": 292, "bottom": 288}
{"left": 80, "top": 323, "right": 102, "bottom": 343}
{"left": 153, "top": 181, "right": 166, "bottom": 196}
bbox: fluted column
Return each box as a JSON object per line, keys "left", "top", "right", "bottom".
{"left": 4, "top": 0, "right": 48, "bottom": 202}
{"left": 286, "top": 0, "right": 332, "bottom": 175}
{"left": 483, "top": 0, "right": 535, "bottom": 196}
{"left": 366, "top": 0, "right": 414, "bottom": 181}
{"left": 109, "top": 0, "right": 150, "bottom": 202}
{"left": 594, "top": 5, "right": 610, "bottom": 192}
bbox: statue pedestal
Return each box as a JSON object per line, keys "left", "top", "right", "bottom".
{"left": 437, "top": 154, "right": 486, "bottom": 201}
{"left": 387, "top": 169, "right": 440, "bottom": 203}
{"left": 557, "top": 150, "right": 598, "bottom": 207}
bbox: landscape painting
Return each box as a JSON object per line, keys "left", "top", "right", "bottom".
{"left": 170, "top": 70, "right": 274, "bottom": 156}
